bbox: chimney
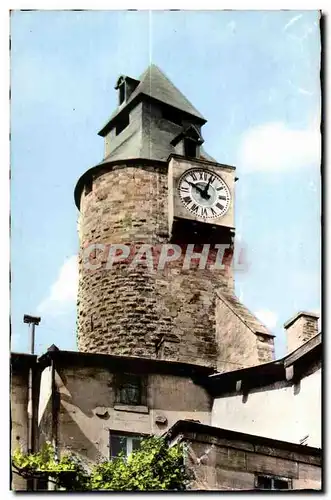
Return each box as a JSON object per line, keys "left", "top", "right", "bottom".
{"left": 284, "top": 311, "right": 319, "bottom": 354}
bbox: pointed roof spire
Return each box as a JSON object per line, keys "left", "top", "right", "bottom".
{"left": 135, "top": 64, "right": 205, "bottom": 120}
{"left": 98, "top": 64, "right": 206, "bottom": 136}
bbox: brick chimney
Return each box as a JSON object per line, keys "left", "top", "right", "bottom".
{"left": 284, "top": 311, "right": 319, "bottom": 354}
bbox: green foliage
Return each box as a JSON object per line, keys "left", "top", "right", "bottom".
{"left": 12, "top": 437, "right": 188, "bottom": 491}
{"left": 12, "top": 442, "right": 90, "bottom": 491}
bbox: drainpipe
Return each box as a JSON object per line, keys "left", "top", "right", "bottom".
{"left": 51, "top": 356, "right": 58, "bottom": 460}
{"left": 48, "top": 345, "right": 60, "bottom": 491}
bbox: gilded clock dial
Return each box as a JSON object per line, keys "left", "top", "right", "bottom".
{"left": 178, "top": 168, "right": 231, "bottom": 219}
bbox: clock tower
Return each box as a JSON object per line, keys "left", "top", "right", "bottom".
{"left": 75, "top": 64, "right": 274, "bottom": 372}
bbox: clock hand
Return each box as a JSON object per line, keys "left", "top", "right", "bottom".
{"left": 187, "top": 181, "right": 206, "bottom": 197}
{"left": 203, "top": 177, "right": 212, "bottom": 195}
{"left": 187, "top": 181, "right": 211, "bottom": 200}
{"left": 195, "top": 177, "right": 211, "bottom": 201}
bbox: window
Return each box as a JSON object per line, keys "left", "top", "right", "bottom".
{"left": 184, "top": 138, "right": 198, "bottom": 158}
{"left": 119, "top": 82, "right": 126, "bottom": 105}
{"left": 116, "top": 113, "right": 130, "bottom": 135}
{"left": 162, "top": 107, "right": 182, "bottom": 126}
{"left": 255, "top": 475, "right": 292, "bottom": 490}
{"left": 109, "top": 433, "right": 142, "bottom": 459}
{"left": 116, "top": 373, "right": 142, "bottom": 405}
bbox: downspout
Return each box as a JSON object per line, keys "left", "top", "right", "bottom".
{"left": 26, "top": 363, "right": 34, "bottom": 492}
{"left": 27, "top": 366, "right": 34, "bottom": 455}
{"left": 51, "top": 356, "right": 59, "bottom": 459}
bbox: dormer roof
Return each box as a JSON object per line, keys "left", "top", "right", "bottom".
{"left": 98, "top": 64, "right": 206, "bottom": 136}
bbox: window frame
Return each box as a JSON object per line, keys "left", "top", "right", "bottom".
{"left": 114, "top": 373, "right": 146, "bottom": 407}
{"left": 118, "top": 81, "right": 126, "bottom": 105}
{"left": 162, "top": 106, "right": 183, "bottom": 126}
{"left": 255, "top": 474, "right": 292, "bottom": 490}
{"left": 115, "top": 112, "right": 130, "bottom": 135}
{"left": 184, "top": 137, "right": 198, "bottom": 158}
{"left": 109, "top": 430, "right": 147, "bottom": 460}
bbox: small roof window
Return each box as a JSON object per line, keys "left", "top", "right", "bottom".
{"left": 171, "top": 124, "right": 204, "bottom": 158}
{"left": 115, "top": 75, "right": 140, "bottom": 106}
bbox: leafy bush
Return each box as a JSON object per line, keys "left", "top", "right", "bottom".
{"left": 12, "top": 437, "right": 188, "bottom": 491}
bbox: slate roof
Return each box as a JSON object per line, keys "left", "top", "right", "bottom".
{"left": 98, "top": 64, "right": 206, "bottom": 136}
{"left": 74, "top": 65, "right": 218, "bottom": 205}
{"left": 97, "top": 142, "right": 217, "bottom": 166}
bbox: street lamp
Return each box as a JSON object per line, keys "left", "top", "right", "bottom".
{"left": 23, "top": 314, "right": 41, "bottom": 355}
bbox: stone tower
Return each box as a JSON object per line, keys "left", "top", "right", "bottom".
{"left": 75, "top": 65, "right": 275, "bottom": 371}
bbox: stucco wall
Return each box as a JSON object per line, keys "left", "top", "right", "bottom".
{"left": 11, "top": 371, "right": 29, "bottom": 490}
{"left": 211, "top": 367, "right": 321, "bottom": 448}
{"left": 55, "top": 364, "right": 212, "bottom": 464}
{"left": 38, "top": 366, "right": 54, "bottom": 447}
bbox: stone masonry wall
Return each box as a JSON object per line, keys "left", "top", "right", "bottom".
{"left": 215, "top": 296, "right": 274, "bottom": 373}
{"left": 183, "top": 432, "right": 321, "bottom": 490}
{"left": 77, "top": 164, "right": 232, "bottom": 368}
{"left": 286, "top": 314, "right": 319, "bottom": 354}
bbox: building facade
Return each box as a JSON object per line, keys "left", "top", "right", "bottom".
{"left": 166, "top": 421, "right": 321, "bottom": 491}
{"left": 207, "top": 315, "right": 321, "bottom": 448}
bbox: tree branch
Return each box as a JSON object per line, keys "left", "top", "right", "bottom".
{"left": 12, "top": 463, "right": 58, "bottom": 485}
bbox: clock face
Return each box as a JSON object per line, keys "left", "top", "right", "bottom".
{"left": 178, "top": 168, "right": 231, "bottom": 219}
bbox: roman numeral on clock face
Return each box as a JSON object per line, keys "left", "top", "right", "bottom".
{"left": 182, "top": 196, "right": 191, "bottom": 204}
{"left": 200, "top": 207, "right": 208, "bottom": 217}
{"left": 180, "top": 186, "right": 189, "bottom": 193}
{"left": 216, "top": 202, "right": 224, "bottom": 211}
{"left": 199, "top": 171, "right": 208, "bottom": 181}
{"left": 190, "top": 203, "right": 199, "bottom": 214}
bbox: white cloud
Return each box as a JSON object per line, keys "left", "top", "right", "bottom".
{"left": 37, "top": 255, "right": 78, "bottom": 316}
{"left": 288, "top": 79, "right": 314, "bottom": 96}
{"left": 297, "top": 87, "right": 314, "bottom": 96}
{"left": 238, "top": 121, "right": 321, "bottom": 172}
{"left": 254, "top": 310, "right": 278, "bottom": 330}
{"left": 283, "top": 14, "right": 303, "bottom": 32}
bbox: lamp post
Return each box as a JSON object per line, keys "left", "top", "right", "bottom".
{"left": 23, "top": 315, "right": 41, "bottom": 457}
{"left": 23, "top": 314, "right": 41, "bottom": 355}
{"left": 23, "top": 315, "right": 41, "bottom": 491}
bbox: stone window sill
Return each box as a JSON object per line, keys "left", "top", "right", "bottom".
{"left": 114, "top": 404, "right": 149, "bottom": 414}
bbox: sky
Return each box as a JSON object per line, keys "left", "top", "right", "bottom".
{"left": 10, "top": 10, "right": 321, "bottom": 359}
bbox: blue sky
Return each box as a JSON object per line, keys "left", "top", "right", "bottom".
{"left": 10, "top": 10, "right": 321, "bottom": 358}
